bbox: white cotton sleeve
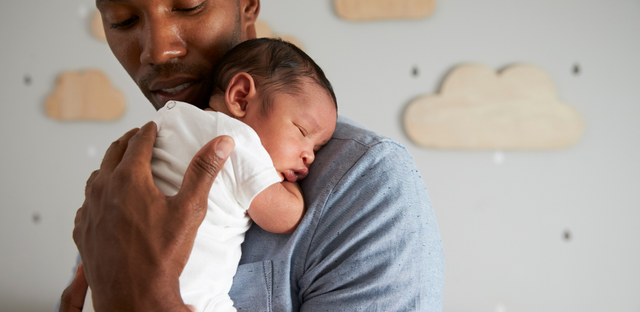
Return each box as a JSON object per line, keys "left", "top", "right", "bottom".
{"left": 216, "top": 114, "right": 282, "bottom": 210}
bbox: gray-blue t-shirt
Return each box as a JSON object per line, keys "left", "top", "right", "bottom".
{"left": 229, "top": 117, "right": 445, "bottom": 311}
{"left": 60, "top": 117, "right": 444, "bottom": 312}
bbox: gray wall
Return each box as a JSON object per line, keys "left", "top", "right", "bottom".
{"left": 1, "top": 0, "right": 639, "bottom": 311}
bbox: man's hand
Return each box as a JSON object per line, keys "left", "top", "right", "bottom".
{"left": 59, "top": 263, "right": 88, "bottom": 312}
{"left": 71, "top": 121, "right": 234, "bottom": 312}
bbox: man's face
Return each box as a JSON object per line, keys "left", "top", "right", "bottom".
{"left": 97, "top": 0, "right": 259, "bottom": 110}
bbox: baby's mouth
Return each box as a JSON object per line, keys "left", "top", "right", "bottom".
{"left": 283, "top": 169, "right": 308, "bottom": 182}
{"left": 283, "top": 170, "right": 298, "bottom": 182}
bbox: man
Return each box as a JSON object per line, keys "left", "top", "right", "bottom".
{"left": 60, "top": 0, "right": 444, "bottom": 311}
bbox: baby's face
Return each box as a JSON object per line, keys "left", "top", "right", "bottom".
{"left": 241, "top": 81, "right": 337, "bottom": 182}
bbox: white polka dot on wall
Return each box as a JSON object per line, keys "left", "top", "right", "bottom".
{"left": 493, "top": 150, "right": 505, "bottom": 165}
{"left": 77, "top": 5, "right": 88, "bottom": 18}
{"left": 87, "top": 145, "right": 97, "bottom": 158}
{"left": 495, "top": 303, "right": 507, "bottom": 312}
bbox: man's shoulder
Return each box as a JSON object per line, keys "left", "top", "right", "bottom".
{"left": 333, "top": 116, "right": 394, "bottom": 148}
{"left": 234, "top": 117, "right": 444, "bottom": 312}
{"left": 320, "top": 116, "right": 413, "bottom": 170}
{"left": 303, "top": 116, "right": 418, "bottom": 205}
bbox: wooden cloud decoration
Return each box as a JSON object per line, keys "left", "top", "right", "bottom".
{"left": 46, "top": 69, "right": 125, "bottom": 121}
{"left": 334, "top": 0, "right": 436, "bottom": 21}
{"left": 403, "top": 64, "right": 584, "bottom": 150}
{"left": 91, "top": 10, "right": 106, "bottom": 42}
{"left": 255, "top": 20, "right": 304, "bottom": 50}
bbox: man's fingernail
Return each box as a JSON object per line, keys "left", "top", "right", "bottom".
{"left": 215, "top": 137, "right": 235, "bottom": 159}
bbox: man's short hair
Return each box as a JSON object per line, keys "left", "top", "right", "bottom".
{"left": 211, "top": 38, "right": 337, "bottom": 115}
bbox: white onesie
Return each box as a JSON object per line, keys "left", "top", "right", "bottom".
{"left": 151, "top": 101, "right": 281, "bottom": 312}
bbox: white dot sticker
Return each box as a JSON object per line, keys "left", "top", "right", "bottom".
{"left": 87, "top": 145, "right": 97, "bottom": 158}
{"left": 77, "top": 5, "right": 88, "bottom": 18}
{"left": 493, "top": 150, "right": 505, "bottom": 165}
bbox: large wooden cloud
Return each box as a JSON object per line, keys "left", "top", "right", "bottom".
{"left": 334, "top": 0, "right": 436, "bottom": 21}
{"left": 46, "top": 69, "right": 125, "bottom": 121}
{"left": 403, "top": 64, "right": 584, "bottom": 150}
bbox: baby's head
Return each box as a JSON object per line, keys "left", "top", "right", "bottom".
{"left": 208, "top": 38, "right": 338, "bottom": 182}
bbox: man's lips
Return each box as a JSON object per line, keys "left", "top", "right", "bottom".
{"left": 149, "top": 77, "right": 196, "bottom": 92}
{"left": 149, "top": 78, "right": 202, "bottom": 107}
{"left": 157, "top": 82, "right": 192, "bottom": 95}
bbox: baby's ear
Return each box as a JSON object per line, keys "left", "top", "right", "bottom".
{"left": 225, "top": 72, "right": 257, "bottom": 118}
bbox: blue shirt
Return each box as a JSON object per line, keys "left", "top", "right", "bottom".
{"left": 59, "top": 117, "right": 444, "bottom": 312}
{"left": 229, "top": 117, "right": 445, "bottom": 311}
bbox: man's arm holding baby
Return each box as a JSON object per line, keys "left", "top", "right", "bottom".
{"left": 247, "top": 181, "right": 304, "bottom": 234}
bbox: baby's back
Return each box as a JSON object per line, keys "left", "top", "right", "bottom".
{"left": 151, "top": 101, "right": 280, "bottom": 311}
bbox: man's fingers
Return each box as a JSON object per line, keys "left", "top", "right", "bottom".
{"left": 59, "top": 263, "right": 88, "bottom": 312}
{"left": 119, "top": 121, "right": 158, "bottom": 170}
{"left": 84, "top": 170, "right": 100, "bottom": 198}
{"left": 100, "top": 127, "right": 140, "bottom": 173}
{"left": 175, "top": 136, "right": 234, "bottom": 214}
{"left": 74, "top": 205, "right": 84, "bottom": 228}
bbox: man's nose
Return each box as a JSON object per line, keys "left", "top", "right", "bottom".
{"left": 139, "top": 18, "right": 186, "bottom": 65}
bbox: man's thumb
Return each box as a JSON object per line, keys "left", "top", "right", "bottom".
{"left": 59, "top": 262, "right": 88, "bottom": 312}
{"left": 176, "top": 135, "right": 235, "bottom": 209}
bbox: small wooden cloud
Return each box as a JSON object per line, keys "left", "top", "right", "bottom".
{"left": 403, "top": 64, "right": 584, "bottom": 150}
{"left": 46, "top": 69, "right": 125, "bottom": 121}
{"left": 91, "top": 11, "right": 106, "bottom": 42}
{"left": 335, "top": 0, "right": 436, "bottom": 21}
{"left": 255, "top": 19, "right": 304, "bottom": 50}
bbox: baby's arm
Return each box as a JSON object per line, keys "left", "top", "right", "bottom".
{"left": 247, "top": 181, "right": 304, "bottom": 234}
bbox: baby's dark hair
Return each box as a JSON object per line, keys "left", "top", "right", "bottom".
{"left": 211, "top": 38, "right": 337, "bottom": 115}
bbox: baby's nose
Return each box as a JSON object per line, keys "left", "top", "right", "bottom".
{"left": 302, "top": 150, "right": 315, "bottom": 166}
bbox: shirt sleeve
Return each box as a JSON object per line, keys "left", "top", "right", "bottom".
{"left": 298, "top": 140, "right": 445, "bottom": 311}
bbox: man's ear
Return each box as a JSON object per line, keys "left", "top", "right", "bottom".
{"left": 225, "top": 72, "right": 258, "bottom": 118}
{"left": 240, "top": 0, "right": 260, "bottom": 40}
